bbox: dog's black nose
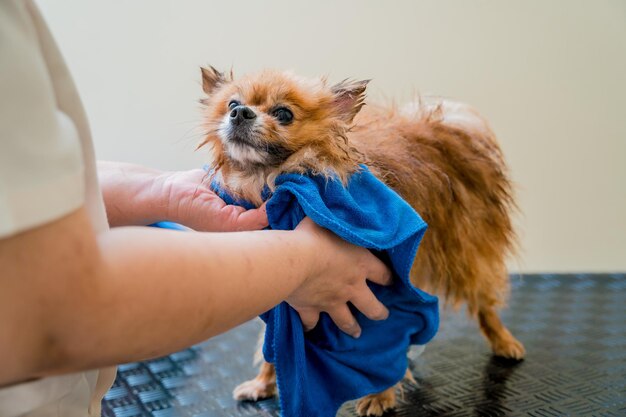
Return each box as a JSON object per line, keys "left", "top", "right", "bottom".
{"left": 230, "top": 105, "right": 256, "bottom": 125}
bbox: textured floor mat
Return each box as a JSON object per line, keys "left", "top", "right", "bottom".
{"left": 102, "top": 273, "right": 626, "bottom": 417}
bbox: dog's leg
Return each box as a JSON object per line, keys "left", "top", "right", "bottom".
{"left": 355, "top": 369, "right": 413, "bottom": 416}
{"left": 355, "top": 387, "right": 396, "bottom": 417}
{"left": 478, "top": 305, "right": 525, "bottom": 360}
{"left": 232, "top": 361, "right": 277, "bottom": 401}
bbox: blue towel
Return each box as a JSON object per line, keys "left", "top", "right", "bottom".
{"left": 208, "top": 165, "right": 439, "bottom": 417}
{"left": 150, "top": 221, "right": 190, "bottom": 231}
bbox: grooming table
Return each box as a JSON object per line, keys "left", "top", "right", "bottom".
{"left": 102, "top": 274, "right": 626, "bottom": 416}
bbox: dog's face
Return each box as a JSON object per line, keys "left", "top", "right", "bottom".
{"left": 199, "top": 67, "right": 368, "bottom": 178}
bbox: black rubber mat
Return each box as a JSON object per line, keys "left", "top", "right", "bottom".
{"left": 102, "top": 273, "right": 626, "bottom": 417}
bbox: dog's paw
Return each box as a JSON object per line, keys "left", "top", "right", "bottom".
{"left": 232, "top": 378, "right": 276, "bottom": 401}
{"left": 355, "top": 389, "right": 396, "bottom": 416}
{"left": 492, "top": 335, "right": 526, "bottom": 360}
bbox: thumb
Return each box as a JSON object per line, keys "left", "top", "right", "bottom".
{"left": 226, "top": 203, "right": 269, "bottom": 231}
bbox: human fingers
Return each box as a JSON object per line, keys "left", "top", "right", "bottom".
{"left": 327, "top": 304, "right": 361, "bottom": 338}
{"left": 362, "top": 251, "right": 393, "bottom": 286}
{"left": 294, "top": 307, "right": 320, "bottom": 332}
{"left": 350, "top": 284, "right": 389, "bottom": 321}
{"left": 216, "top": 203, "right": 268, "bottom": 231}
{"left": 228, "top": 202, "right": 268, "bottom": 231}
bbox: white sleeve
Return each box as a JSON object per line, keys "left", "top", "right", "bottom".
{"left": 0, "top": 1, "right": 84, "bottom": 238}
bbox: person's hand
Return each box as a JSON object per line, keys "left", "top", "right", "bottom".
{"left": 288, "top": 217, "right": 392, "bottom": 338}
{"left": 98, "top": 162, "right": 268, "bottom": 231}
{"left": 155, "top": 169, "right": 268, "bottom": 232}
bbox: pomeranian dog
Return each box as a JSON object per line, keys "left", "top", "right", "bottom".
{"left": 197, "top": 66, "right": 525, "bottom": 416}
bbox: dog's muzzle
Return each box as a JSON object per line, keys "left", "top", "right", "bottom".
{"left": 230, "top": 105, "right": 256, "bottom": 126}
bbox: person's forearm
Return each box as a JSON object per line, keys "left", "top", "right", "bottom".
{"left": 49, "top": 226, "right": 315, "bottom": 377}
{"left": 0, "top": 208, "right": 315, "bottom": 385}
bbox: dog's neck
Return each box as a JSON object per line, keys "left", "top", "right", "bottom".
{"left": 213, "top": 164, "right": 274, "bottom": 207}
{"left": 211, "top": 145, "right": 361, "bottom": 207}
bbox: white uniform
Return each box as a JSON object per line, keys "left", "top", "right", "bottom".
{"left": 0, "top": 1, "right": 116, "bottom": 415}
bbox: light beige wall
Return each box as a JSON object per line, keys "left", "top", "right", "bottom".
{"left": 38, "top": 0, "right": 626, "bottom": 273}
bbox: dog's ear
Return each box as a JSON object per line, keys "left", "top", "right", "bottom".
{"left": 201, "top": 66, "right": 226, "bottom": 95}
{"left": 331, "top": 79, "right": 370, "bottom": 123}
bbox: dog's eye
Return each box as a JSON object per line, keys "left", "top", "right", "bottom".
{"left": 228, "top": 100, "right": 240, "bottom": 110}
{"left": 272, "top": 107, "right": 294, "bottom": 125}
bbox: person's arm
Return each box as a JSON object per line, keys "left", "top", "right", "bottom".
{"left": 0, "top": 207, "right": 390, "bottom": 387}
{"left": 98, "top": 160, "right": 383, "bottom": 334}
{"left": 97, "top": 161, "right": 268, "bottom": 231}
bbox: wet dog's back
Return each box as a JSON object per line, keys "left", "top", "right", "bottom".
{"left": 350, "top": 101, "right": 523, "bottom": 360}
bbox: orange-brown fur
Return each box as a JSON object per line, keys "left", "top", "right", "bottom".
{"left": 198, "top": 67, "right": 362, "bottom": 206}
{"left": 198, "top": 67, "right": 524, "bottom": 416}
